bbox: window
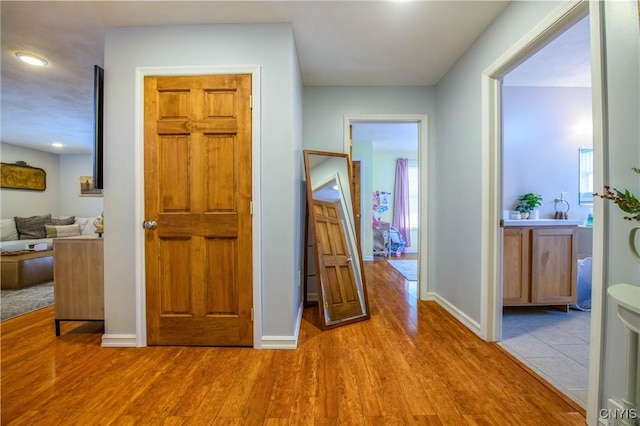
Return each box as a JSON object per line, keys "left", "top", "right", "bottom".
{"left": 408, "top": 161, "right": 419, "bottom": 227}
{"left": 579, "top": 147, "right": 593, "bottom": 205}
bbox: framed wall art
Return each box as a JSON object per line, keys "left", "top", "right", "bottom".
{"left": 0, "top": 162, "right": 46, "bottom": 191}
{"left": 79, "top": 176, "right": 103, "bottom": 197}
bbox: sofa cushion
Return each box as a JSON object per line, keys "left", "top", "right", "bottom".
{"left": 45, "top": 224, "right": 82, "bottom": 238}
{"left": 75, "top": 217, "right": 98, "bottom": 235}
{"left": 14, "top": 214, "right": 52, "bottom": 239}
{"left": 52, "top": 216, "right": 75, "bottom": 226}
{"left": 0, "top": 218, "right": 19, "bottom": 241}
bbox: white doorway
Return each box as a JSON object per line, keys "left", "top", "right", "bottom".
{"left": 481, "top": 0, "right": 606, "bottom": 421}
{"left": 343, "top": 114, "right": 429, "bottom": 300}
{"left": 498, "top": 14, "right": 593, "bottom": 408}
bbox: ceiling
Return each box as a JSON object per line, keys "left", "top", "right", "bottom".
{"left": 352, "top": 14, "right": 591, "bottom": 152}
{"left": 0, "top": 1, "right": 589, "bottom": 156}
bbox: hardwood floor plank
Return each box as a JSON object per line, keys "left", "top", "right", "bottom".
{"left": 1, "top": 259, "right": 586, "bottom": 426}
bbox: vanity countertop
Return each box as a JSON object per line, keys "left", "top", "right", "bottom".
{"left": 504, "top": 219, "right": 583, "bottom": 227}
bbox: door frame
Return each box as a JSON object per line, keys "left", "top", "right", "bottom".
{"left": 481, "top": 1, "right": 605, "bottom": 422}
{"left": 343, "top": 114, "right": 429, "bottom": 300}
{"left": 134, "top": 65, "right": 262, "bottom": 348}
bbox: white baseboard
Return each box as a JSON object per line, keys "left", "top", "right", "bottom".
{"left": 102, "top": 334, "right": 138, "bottom": 347}
{"left": 426, "top": 292, "right": 483, "bottom": 339}
{"left": 405, "top": 248, "right": 418, "bottom": 254}
{"left": 307, "top": 292, "right": 318, "bottom": 302}
{"left": 363, "top": 255, "right": 374, "bottom": 261}
{"left": 261, "top": 303, "right": 303, "bottom": 350}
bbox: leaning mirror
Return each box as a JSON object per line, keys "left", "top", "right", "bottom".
{"left": 303, "top": 150, "right": 370, "bottom": 330}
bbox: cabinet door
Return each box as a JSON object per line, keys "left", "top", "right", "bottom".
{"left": 54, "top": 238, "right": 104, "bottom": 320}
{"left": 503, "top": 228, "right": 530, "bottom": 305}
{"left": 530, "top": 227, "right": 577, "bottom": 305}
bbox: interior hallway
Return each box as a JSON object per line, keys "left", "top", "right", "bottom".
{"left": 1, "top": 260, "right": 586, "bottom": 425}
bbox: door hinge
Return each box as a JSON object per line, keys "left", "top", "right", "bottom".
{"left": 251, "top": 308, "right": 254, "bottom": 321}
{"left": 250, "top": 201, "right": 253, "bottom": 215}
{"left": 249, "top": 95, "right": 253, "bottom": 109}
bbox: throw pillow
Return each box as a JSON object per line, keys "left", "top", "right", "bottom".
{"left": 44, "top": 224, "right": 82, "bottom": 238}
{"left": 52, "top": 216, "right": 75, "bottom": 226}
{"left": 0, "top": 218, "right": 19, "bottom": 241}
{"left": 14, "top": 214, "right": 52, "bottom": 239}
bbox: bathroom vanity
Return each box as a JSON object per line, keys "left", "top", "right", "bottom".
{"left": 503, "top": 219, "right": 582, "bottom": 309}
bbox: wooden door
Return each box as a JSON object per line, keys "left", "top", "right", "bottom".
{"left": 502, "top": 227, "right": 530, "bottom": 305}
{"left": 144, "top": 74, "right": 253, "bottom": 346}
{"left": 531, "top": 227, "right": 577, "bottom": 305}
{"left": 313, "top": 200, "right": 364, "bottom": 322}
{"left": 351, "top": 160, "right": 361, "bottom": 245}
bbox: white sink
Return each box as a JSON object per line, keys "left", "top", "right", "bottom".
{"left": 608, "top": 283, "right": 640, "bottom": 334}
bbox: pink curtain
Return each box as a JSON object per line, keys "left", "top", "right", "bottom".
{"left": 392, "top": 158, "right": 411, "bottom": 247}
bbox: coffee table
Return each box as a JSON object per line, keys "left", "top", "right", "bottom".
{"left": 1, "top": 250, "right": 54, "bottom": 289}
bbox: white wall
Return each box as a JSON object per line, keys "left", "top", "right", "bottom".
{"left": 600, "top": 0, "right": 640, "bottom": 412}
{"left": 104, "top": 23, "right": 301, "bottom": 341}
{"left": 0, "top": 143, "right": 60, "bottom": 218}
{"left": 434, "top": 1, "right": 563, "bottom": 323}
{"left": 59, "top": 154, "right": 103, "bottom": 218}
{"left": 503, "top": 86, "right": 593, "bottom": 222}
{"left": 303, "top": 86, "right": 436, "bottom": 281}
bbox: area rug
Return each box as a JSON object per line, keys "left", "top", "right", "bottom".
{"left": 1, "top": 281, "right": 54, "bottom": 322}
{"left": 387, "top": 259, "right": 418, "bottom": 281}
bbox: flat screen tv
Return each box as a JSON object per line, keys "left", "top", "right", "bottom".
{"left": 93, "top": 65, "right": 104, "bottom": 189}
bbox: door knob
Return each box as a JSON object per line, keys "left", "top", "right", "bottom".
{"left": 143, "top": 220, "right": 157, "bottom": 230}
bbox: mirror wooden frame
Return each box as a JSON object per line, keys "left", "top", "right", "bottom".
{"left": 303, "top": 149, "right": 370, "bottom": 330}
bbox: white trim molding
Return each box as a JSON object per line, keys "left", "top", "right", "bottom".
{"left": 132, "top": 65, "right": 262, "bottom": 349}
{"left": 102, "top": 334, "right": 138, "bottom": 348}
{"left": 343, "top": 114, "right": 429, "bottom": 301}
{"left": 262, "top": 303, "right": 304, "bottom": 350}
{"left": 425, "top": 293, "right": 483, "bottom": 339}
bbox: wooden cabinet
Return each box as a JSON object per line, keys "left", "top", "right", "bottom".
{"left": 503, "top": 226, "right": 577, "bottom": 307}
{"left": 503, "top": 228, "right": 530, "bottom": 305}
{"left": 53, "top": 236, "right": 104, "bottom": 335}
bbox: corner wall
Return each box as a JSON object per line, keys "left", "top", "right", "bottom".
{"left": 434, "top": 1, "right": 563, "bottom": 323}
{"left": 302, "top": 86, "right": 436, "bottom": 281}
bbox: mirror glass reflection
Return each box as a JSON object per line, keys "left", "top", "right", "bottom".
{"left": 304, "top": 150, "right": 370, "bottom": 329}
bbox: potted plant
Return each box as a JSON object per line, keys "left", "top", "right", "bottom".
{"left": 515, "top": 193, "right": 543, "bottom": 219}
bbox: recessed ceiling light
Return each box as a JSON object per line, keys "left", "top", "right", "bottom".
{"left": 51, "top": 142, "right": 63, "bottom": 148}
{"left": 16, "top": 52, "right": 48, "bottom": 66}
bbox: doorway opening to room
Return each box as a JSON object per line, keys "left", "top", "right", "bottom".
{"left": 498, "top": 13, "right": 594, "bottom": 409}
{"left": 348, "top": 117, "right": 426, "bottom": 301}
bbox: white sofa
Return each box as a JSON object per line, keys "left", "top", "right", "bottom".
{"left": 0, "top": 216, "right": 98, "bottom": 252}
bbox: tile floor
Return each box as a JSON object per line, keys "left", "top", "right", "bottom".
{"left": 499, "top": 306, "right": 591, "bottom": 408}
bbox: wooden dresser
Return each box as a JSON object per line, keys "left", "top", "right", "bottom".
{"left": 53, "top": 236, "right": 104, "bottom": 336}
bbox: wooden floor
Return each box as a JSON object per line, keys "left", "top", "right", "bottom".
{"left": 1, "top": 259, "right": 587, "bottom": 425}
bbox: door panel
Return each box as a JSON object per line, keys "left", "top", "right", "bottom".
{"left": 145, "top": 74, "right": 252, "bottom": 346}
{"left": 313, "top": 200, "right": 364, "bottom": 321}
{"left": 502, "top": 227, "right": 530, "bottom": 305}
